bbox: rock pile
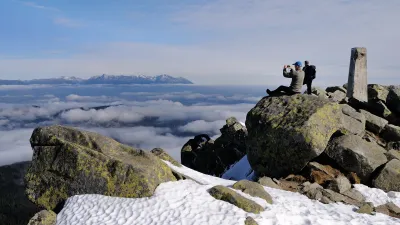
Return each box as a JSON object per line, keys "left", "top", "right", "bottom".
{"left": 181, "top": 117, "right": 247, "bottom": 176}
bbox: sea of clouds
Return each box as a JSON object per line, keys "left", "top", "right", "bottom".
{"left": 0, "top": 84, "right": 265, "bottom": 166}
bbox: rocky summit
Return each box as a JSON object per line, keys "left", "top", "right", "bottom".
{"left": 245, "top": 94, "right": 342, "bottom": 178}
{"left": 25, "top": 125, "right": 177, "bottom": 211}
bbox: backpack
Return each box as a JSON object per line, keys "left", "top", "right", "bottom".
{"left": 306, "top": 65, "right": 316, "bottom": 79}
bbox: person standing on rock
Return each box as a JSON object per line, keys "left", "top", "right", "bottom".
{"left": 302, "top": 60, "right": 316, "bottom": 95}
{"left": 266, "top": 61, "right": 305, "bottom": 96}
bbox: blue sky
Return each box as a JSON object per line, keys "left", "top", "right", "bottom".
{"left": 0, "top": 0, "right": 399, "bottom": 85}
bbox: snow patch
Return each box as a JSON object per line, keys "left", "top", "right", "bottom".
{"left": 55, "top": 162, "right": 400, "bottom": 225}
{"left": 221, "top": 155, "right": 254, "bottom": 181}
{"left": 354, "top": 184, "right": 400, "bottom": 207}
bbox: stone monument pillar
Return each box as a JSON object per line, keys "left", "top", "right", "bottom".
{"left": 346, "top": 47, "right": 368, "bottom": 102}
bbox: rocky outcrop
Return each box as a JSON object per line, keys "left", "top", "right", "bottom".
{"left": 326, "top": 86, "right": 347, "bottom": 94}
{"left": 25, "top": 125, "right": 176, "bottom": 211}
{"left": 246, "top": 95, "right": 342, "bottom": 178}
{"left": 0, "top": 161, "right": 41, "bottom": 225}
{"left": 181, "top": 117, "right": 247, "bottom": 176}
{"left": 208, "top": 185, "right": 264, "bottom": 214}
{"left": 232, "top": 180, "right": 273, "bottom": 204}
{"left": 372, "top": 159, "right": 400, "bottom": 192}
{"left": 27, "top": 210, "right": 56, "bottom": 225}
{"left": 325, "top": 134, "right": 388, "bottom": 182}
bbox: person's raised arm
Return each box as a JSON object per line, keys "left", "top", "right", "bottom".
{"left": 283, "top": 65, "right": 293, "bottom": 78}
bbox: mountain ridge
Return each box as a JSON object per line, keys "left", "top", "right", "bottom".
{"left": 0, "top": 74, "right": 193, "bottom": 85}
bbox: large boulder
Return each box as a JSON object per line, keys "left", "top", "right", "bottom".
{"left": 325, "top": 134, "right": 388, "bottom": 182}
{"left": 328, "top": 90, "right": 346, "bottom": 102}
{"left": 181, "top": 117, "right": 247, "bottom": 176}
{"left": 360, "top": 109, "right": 388, "bottom": 134}
{"left": 25, "top": 125, "right": 176, "bottom": 211}
{"left": 340, "top": 105, "right": 366, "bottom": 136}
{"left": 372, "top": 159, "right": 400, "bottom": 192}
{"left": 246, "top": 95, "right": 342, "bottom": 178}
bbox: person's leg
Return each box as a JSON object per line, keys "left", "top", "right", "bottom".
{"left": 267, "top": 86, "right": 292, "bottom": 95}
{"left": 307, "top": 80, "right": 312, "bottom": 95}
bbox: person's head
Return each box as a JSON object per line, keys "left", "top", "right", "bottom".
{"left": 304, "top": 60, "right": 309, "bottom": 66}
{"left": 293, "top": 61, "right": 302, "bottom": 70}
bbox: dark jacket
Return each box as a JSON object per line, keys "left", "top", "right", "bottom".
{"left": 303, "top": 65, "right": 316, "bottom": 81}
{"left": 283, "top": 68, "right": 305, "bottom": 93}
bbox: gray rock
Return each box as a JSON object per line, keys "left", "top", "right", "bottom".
{"left": 385, "top": 150, "right": 400, "bottom": 161}
{"left": 381, "top": 124, "right": 400, "bottom": 142}
{"left": 306, "top": 187, "right": 323, "bottom": 201}
{"left": 326, "top": 86, "right": 347, "bottom": 94}
{"left": 341, "top": 105, "right": 366, "bottom": 136}
{"left": 357, "top": 202, "right": 375, "bottom": 215}
{"left": 307, "top": 87, "right": 328, "bottom": 97}
{"left": 325, "top": 134, "right": 388, "bottom": 182}
{"left": 360, "top": 109, "right": 388, "bottom": 134}
{"left": 208, "top": 185, "right": 264, "bottom": 214}
{"left": 342, "top": 189, "right": 366, "bottom": 202}
{"left": 373, "top": 159, "right": 400, "bottom": 192}
{"left": 232, "top": 180, "right": 273, "bottom": 204}
{"left": 321, "top": 189, "right": 346, "bottom": 202}
{"left": 387, "top": 141, "right": 400, "bottom": 151}
{"left": 320, "top": 196, "right": 334, "bottom": 204}
{"left": 27, "top": 210, "right": 56, "bottom": 225}
{"left": 329, "top": 90, "right": 347, "bottom": 102}
{"left": 246, "top": 95, "right": 342, "bottom": 178}
{"left": 258, "top": 177, "right": 282, "bottom": 190}
{"left": 375, "top": 202, "right": 400, "bottom": 218}
{"left": 327, "top": 176, "right": 352, "bottom": 194}
{"left": 151, "top": 148, "right": 181, "bottom": 167}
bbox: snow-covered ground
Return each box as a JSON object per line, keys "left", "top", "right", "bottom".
{"left": 56, "top": 157, "right": 400, "bottom": 225}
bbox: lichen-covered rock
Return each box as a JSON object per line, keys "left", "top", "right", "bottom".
{"left": 325, "top": 134, "right": 388, "bottom": 182}
{"left": 368, "top": 84, "right": 389, "bottom": 103}
{"left": 208, "top": 185, "right": 264, "bottom": 214}
{"left": 373, "top": 159, "right": 400, "bottom": 192}
{"left": 328, "top": 90, "right": 346, "bottom": 102}
{"left": 257, "top": 177, "right": 282, "bottom": 190}
{"left": 180, "top": 117, "right": 247, "bottom": 177}
{"left": 245, "top": 216, "right": 258, "bottom": 225}
{"left": 360, "top": 109, "right": 388, "bottom": 134}
{"left": 25, "top": 125, "right": 176, "bottom": 210}
{"left": 340, "top": 105, "right": 366, "bottom": 136}
{"left": 232, "top": 180, "right": 273, "bottom": 204}
{"left": 27, "top": 210, "right": 56, "bottom": 225}
{"left": 246, "top": 95, "right": 342, "bottom": 178}
{"left": 381, "top": 124, "right": 400, "bottom": 142}
{"left": 150, "top": 148, "right": 181, "bottom": 167}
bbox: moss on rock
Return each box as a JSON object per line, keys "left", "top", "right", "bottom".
{"left": 150, "top": 148, "right": 181, "bottom": 167}
{"left": 246, "top": 95, "right": 342, "bottom": 178}
{"left": 25, "top": 125, "right": 176, "bottom": 211}
{"left": 208, "top": 185, "right": 264, "bottom": 214}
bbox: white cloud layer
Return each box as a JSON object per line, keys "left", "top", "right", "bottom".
{"left": 2, "top": 0, "right": 400, "bottom": 85}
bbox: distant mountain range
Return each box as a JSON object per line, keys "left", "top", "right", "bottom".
{"left": 0, "top": 74, "right": 193, "bottom": 85}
